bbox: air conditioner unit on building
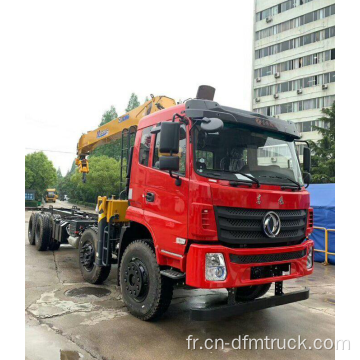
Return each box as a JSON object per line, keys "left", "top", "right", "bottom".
{"left": 255, "top": 97, "right": 261, "bottom": 103}
{"left": 256, "top": 77, "right": 261, "bottom": 83}
{"left": 274, "top": 72, "right": 280, "bottom": 78}
{"left": 322, "top": 84, "right": 328, "bottom": 90}
{"left": 297, "top": 89, "right": 303, "bottom": 94}
{"left": 273, "top": 93, "right": 279, "bottom": 99}
{"left": 271, "top": 157, "right": 277, "bottom": 163}
{"left": 266, "top": 16, "right": 273, "bottom": 23}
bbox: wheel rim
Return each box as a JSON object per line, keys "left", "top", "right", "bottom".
{"left": 123, "top": 258, "right": 149, "bottom": 302}
{"left": 79, "top": 241, "right": 95, "bottom": 272}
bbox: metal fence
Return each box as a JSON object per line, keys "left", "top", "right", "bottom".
{"left": 313, "top": 226, "right": 335, "bottom": 265}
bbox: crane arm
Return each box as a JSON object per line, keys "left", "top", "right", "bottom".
{"left": 75, "top": 95, "right": 176, "bottom": 175}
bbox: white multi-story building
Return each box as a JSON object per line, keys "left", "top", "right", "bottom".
{"left": 252, "top": 0, "right": 335, "bottom": 142}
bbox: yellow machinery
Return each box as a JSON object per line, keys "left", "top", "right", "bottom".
{"left": 44, "top": 188, "right": 57, "bottom": 203}
{"left": 75, "top": 95, "right": 177, "bottom": 222}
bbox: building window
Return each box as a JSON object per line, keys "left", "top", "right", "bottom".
{"left": 255, "top": 27, "right": 335, "bottom": 60}
{"left": 254, "top": 96, "right": 335, "bottom": 116}
{"left": 256, "top": 0, "right": 313, "bottom": 22}
{"left": 254, "top": 72, "right": 335, "bottom": 99}
{"left": 254, "top": 49, "right": 335, "bottom": 80}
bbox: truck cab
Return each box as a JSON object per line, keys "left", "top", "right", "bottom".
{"left": 125, "top": 99, "right": 314, "bottom": 296}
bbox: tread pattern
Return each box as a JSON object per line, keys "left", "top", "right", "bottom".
{"left": 235, "top": 283, "right": 271, "bottom": 301}
{"left": 121, "top": 240, "right": 173, "bottom": 321}
{"left": 45, "top": 213, "right": 61, "bottom": 251}
{"left": 79, "top": 227, "right": 111, "bottom": 284}
{"left": 28, "top": 213, "right": 36, "bottom": 245}
{"left": 35, "top": 214, "right": 51, "bottom": 251}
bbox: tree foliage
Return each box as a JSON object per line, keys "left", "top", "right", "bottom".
{"left": 58, "top": 94, "right": 142, "bottom": 204}
{"left": 99, "top": 105, "right": 118, "bottom": 126}
{"left": 92, "top": 106, "right": 120, "bottom": 159}
{"left": 309, "top": 102, "right": 335, "bottom": 183}
{"left": 25, "top": 152, "right": 57, "bottom": 198}
{"left": 62, "top": 156, "right": 120, "bottom": 204}
{"left": 125, "top": 93, "right": 140, "bottom": 112}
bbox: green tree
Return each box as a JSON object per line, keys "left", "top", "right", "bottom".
{"left": 25, "top": 152, "right": 57, "bottom": 198}
{"left": 93, "top": 95, "right": 139, "bottom": 160}
{"left": 92, "top": 106, "right": 120, "bottom": 159}
{"left": 309, "top": 102, "right": 335, "bottom": 183}
{"left": 64, "top": 156, "right": 120, "bottom": 204}
{"left": 99, "top": 105, "right": 118, "bottom": 126}
{"left": 125, "top": 93, "right": 140, "bottom": 112}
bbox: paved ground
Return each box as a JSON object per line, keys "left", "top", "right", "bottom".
{"left": 25, "top": 206, "right": 335, "bottom": 360}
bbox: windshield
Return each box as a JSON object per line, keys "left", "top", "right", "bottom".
{"left": 47, "top": 191, "right": 55, "bottom": 197}
{"left": 193, "top": 122, "right": 303, "bottom": 187}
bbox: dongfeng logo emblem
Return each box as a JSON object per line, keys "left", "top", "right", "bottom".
{"left": 262, "top": 211, "right": 281, "bottom": 238}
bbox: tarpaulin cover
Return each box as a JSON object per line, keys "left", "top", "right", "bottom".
{"left": 308, "top": 184, "right": 335, "bottom": 264}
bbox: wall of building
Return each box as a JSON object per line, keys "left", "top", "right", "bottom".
{"left": 252, "top": 0, "right": 335, "bottom": 141}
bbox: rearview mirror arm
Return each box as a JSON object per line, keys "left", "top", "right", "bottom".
{"left": 169, "top": 171, "right": 182, "bottom": 186}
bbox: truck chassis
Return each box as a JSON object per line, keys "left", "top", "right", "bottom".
{"left": 28, "top": 205, "right": 310, "bottom": 321}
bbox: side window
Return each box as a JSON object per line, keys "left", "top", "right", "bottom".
{"left": 139, "top": 127, "right": 152, "bottom": 166}
{"left": 153, "top": 124, "right": 187, "bottom": 176}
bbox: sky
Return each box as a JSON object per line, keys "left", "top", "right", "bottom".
{"left": 23, "top": 0, "right": 254, "bottom": 174}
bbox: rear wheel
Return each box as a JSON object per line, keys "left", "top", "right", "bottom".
{"left": 35, "top": 214, "right": 51, "bottom": 251}
{"left": 119, "top": 240, "right": 173, "bottom": 321}
{"left": 28, "top": 213, "right": 36, "bottom": 245}
{"left": 44, "top": 213, "right": 61, "bottom": 251}
{"left": 235, "top": 283, "right": 271, "bottom": 301}
{"left": 79, "top": 228, "right": 111, "bottom": 284}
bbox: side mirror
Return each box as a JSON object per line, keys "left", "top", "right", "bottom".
{"left": 159, "top": 122, "right": 180, "bottom": 154}
{"left": 159, "top": 156, "right": 180, "bottom": 172}
{"left": 303, "top": 147, "right": 311, "bottom": 173}
{"left": 200, "top": 117, "right": 224, "bottom": 133}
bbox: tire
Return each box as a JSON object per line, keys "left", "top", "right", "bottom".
{"left": 35, "top": 214, "right": 51, "bottom": 251}
{"left": 79, "top": 227, "right": 111, "bottom": 284}
{"left": 28, "top": 213, "right": 36, "bottom": 245}
{"left": 119, "top": 240, "right": 173, "bottom": 321}
{"left": 235, "top": 283, "right": 272, "bottom": 301}
{"left": 44, "top": 213, "right": 61, "bottom": 251}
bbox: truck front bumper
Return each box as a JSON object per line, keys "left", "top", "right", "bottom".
{"left": 190, "top": 287, "right": 310, "bottom": 321}
{"left": 185, "top": 239, "right": 314, "bottom": 289}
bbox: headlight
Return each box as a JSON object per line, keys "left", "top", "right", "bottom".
{"left": 307, "top": 247, "right": 314, "bottom": 269}
{"left": 205, "top": 253, "right": 227, "bottom": 281}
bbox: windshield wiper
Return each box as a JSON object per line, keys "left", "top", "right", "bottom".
{"left": 205, "top": 169, "right": 260, "bottom": 188}
{"left": 259, "top": 175, "right": 301, "bottom": 190}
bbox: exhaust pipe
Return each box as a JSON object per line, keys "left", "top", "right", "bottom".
{"left": 196, "top": 85, "right": 216, "bottom": 101}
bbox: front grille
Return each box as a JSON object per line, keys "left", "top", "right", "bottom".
{"left": 229, "top": 249, "right": 307, "bottom": 264}
{"left": 215, "top": 207, "right": 307, "bottom": 247}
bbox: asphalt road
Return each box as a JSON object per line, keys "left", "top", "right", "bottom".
{"left": 25, "top": 209, "right": 335, "bottom": 360}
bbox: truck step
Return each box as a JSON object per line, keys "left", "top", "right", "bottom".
{"left": 160, "top": 269, "right": 185, "bottom": 280}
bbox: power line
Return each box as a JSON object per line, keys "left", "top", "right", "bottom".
{"left": 25, "top": 148, "right": 76, "bottom": 154}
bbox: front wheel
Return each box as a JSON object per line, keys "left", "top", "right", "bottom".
{"left": 78, "top": 228, "right": 111, "bottom": 284}
{"left": 235, "top": 283, "right": 272, "bottom": 301}
{"left": 119, "top": 240, "right": 173, "bottom": 321}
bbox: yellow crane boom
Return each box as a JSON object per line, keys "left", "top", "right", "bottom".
{"left": 75, "top": 95, "right": 176, "bottom": 175}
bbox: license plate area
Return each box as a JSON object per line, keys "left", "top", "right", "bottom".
{"left": 250, "top": 263, "right": 290, "bottom": 280}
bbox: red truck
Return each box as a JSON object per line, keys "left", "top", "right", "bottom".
{"left": 28, "top": 86, "right": 314, "bottom": 321}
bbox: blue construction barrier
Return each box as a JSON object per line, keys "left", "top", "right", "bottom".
{"left": 307, "top": 184, "right": 335, "bottom": 264}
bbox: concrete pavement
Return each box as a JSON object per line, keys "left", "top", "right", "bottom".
{"left": 25, "top": 209, "right": 335, "bottom": 360}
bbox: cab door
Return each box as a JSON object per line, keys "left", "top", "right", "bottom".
{"left": 143, "top": 123, "right": 189, "bottom": 257}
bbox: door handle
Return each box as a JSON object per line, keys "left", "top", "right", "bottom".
{"left": 145, "top": 192, "right": 155, "bottom": 202}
